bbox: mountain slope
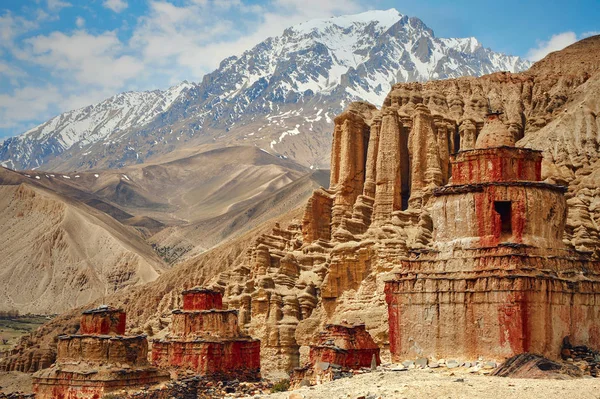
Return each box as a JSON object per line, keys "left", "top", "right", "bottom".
{"left": 0, "top": 145, "right": 320, "bottom": 313}
{"left": 0, "top": 9, "right": 530, "bottom": 172}
{"left": 0, "top": 168, "right": 167, "bottom": 314}
{"left": 3, "top": 36, "right": 599, "bottom": 375}
{"left": 7, "top": 146, "right": 320, "bottom": 261}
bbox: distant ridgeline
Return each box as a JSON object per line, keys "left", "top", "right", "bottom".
{"left": 0, "top": 9, "right": 529, "bottom": 172}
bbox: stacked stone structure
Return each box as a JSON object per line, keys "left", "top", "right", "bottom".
{"left": 151, "top": 288, "right": 261, "bottom": 380}
{"left": 290, "top": 323, "right": 380, "bottom": 387}
{"left": 309, "top": 324, "right": 380, "bottom": 369}
{"left": 33, "top": 306, "right": 168, "bottom": 399}
{"left": 385, "top": 113, "right": 600, "bottom": 361}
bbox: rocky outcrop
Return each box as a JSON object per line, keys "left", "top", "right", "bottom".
{"left": 206, "top": 36, "right": 600, "bottom": 373}
{"left": 492, "top": 353, "right": 582, "bottom": 379}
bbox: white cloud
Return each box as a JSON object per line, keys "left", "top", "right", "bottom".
{"left": 0, "top": 61, "right": 26, "bottom": 79}
{"left": 581, "top": 31, "right": 600, "bottom": 38}
{"left": 0, "top": 85, "right": 60, "bottom": 129}
{"left": 0, "top": 12, "right": 39, "bottom": 46}
{"left": 130, "top": 0, "right": 362, "bottom": 79}
{"left": 21, "top": 30, "right": 143, "bottom": 90}
{"left": 526, "top": 32, "right": 577, "bottom": 61}
{"left": 47, "top": 0, "right": 72, "bottom": 11}
{"left": 103, "top": 0, "right": 128, "bottom": 13}
{"left": 526, "top": 31, "right": 600, "bottom": 62}
{"left": 0, "top": 0, "right": 364, "bottom": 133}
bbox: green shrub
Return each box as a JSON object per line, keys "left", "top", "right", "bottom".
{"left": 271, "top": 379, "right": 290, "bottom": 393}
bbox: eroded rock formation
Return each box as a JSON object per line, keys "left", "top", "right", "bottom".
{"left": 208, "top": 37, "right": 600, "bottom": 372}
{"left": 3, "top": 35, "right": 600, "bottom": 378}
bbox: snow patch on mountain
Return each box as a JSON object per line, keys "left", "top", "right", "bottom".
{"left": 0, "top": 8, "right": 531, "bottom": 171}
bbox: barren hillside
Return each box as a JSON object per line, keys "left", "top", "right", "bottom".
{"left": 2, "top": 36, "right": 599, "bottom": 375}
{"left": 0, "top": 168, "right": 167, "bottom": 315}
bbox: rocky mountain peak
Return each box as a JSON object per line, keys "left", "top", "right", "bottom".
{"left": 0, "top": 9, "right": 531, "bottom": 172}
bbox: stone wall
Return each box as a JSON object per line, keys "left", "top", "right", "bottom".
{"left": 170, "top": 310, "right": 240, "bottom": 339}
{"left": 152, "top": 339, "right": 260, "bottom": 381}
{"left": 451, "top": 148, "right": 542, "bottom": 184}
{"left": 182, "top": 289, "right": 223, "bottom": 311}
{"left": 79, "top": 308, "right": 126, "bottom": 335}
{"left": 56, "top": 335, "right": 149, "bottom": 366}
{"left": 385, "top": 255, "right": 600, "bottom": 361}
{"left": 432, "top": 184, "right": 567, "bottom": 249}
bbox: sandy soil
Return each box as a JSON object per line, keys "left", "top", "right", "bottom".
{"left": 2, "top": 368, "right": 600, "bottom": 398}
{"left": 253, "top": 369, "right": 600, "bottom": 399}
{"left": 0, "top": 372, "right": 32, "bottom": 394}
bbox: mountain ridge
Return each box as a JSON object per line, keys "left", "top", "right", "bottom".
{"left": 0, "top": 8, "right": 531, "bottom": 172}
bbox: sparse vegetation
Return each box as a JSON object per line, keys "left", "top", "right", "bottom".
{"left": 0, "top": 315, "right": 50, "bottom": 352}
{"left": 151, "top": 244, "right": 192, "bottom": 264}
{"left": 271, "top": 379, "right": 290, "bottom": 393}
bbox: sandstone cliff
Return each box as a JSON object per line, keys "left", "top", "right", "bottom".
{"left": 207, "top": 35, "right": 600, "bottom": 371}
{"left": 3, "top": 36, "right": 599, "bottom": 374}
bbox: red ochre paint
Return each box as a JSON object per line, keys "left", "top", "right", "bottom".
{"left": 182, "top": 289, "right": 223, "bottom": 311}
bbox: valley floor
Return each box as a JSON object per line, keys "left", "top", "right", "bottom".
{"left": 0, "top": 372, "right": 32, "bottom": 394}
{"left": 251, "top": 368, "right": 600, "bottom": 399}
{"left": 3, "top": 368, "right": 600, "bottom": 397}
{"left": 0, "top": 316, "right": 49, "bottom": 352}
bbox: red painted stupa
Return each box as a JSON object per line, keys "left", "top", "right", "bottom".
{"left": 33, "top": 306, "right": 168, "bottom": 399}
{"left": 310, "top": 323, "right": 380, "bottom": 369}
{"left": 385, "top": 112, "right": 600, "bottom": 362}
{"left": 152, "top": 288, "right": 261, "bottom": 380}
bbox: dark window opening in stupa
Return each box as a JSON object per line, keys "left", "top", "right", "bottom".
{"left": 454, "top": 129, "right": 461, "bottom": 153}
{"left": 494, "top": 201, "right": 512, "bottom": 237}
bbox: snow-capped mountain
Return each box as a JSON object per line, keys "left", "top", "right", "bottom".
{"left": 0, "top": 9, "right": 531, "bottom": 171}
{"left": 0, "top": 82, "right": 193, "bottom": 170}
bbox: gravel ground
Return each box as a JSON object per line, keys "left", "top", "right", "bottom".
{"left": 248, "top": 368, "right": 600, "bottom": 399}
{"left": 3, "top": 368, "right": 600, "bottom": 398}
{"left": 0, "top": 372, "right": 32, "bottom": 394}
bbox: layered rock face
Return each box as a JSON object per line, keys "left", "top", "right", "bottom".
{"left": 385, "top": 114, "right": 600, "bottom": 361}
{"left": 151, "top": 288, "right": 261, "bottom": 380}
{"left": 208, "top": 37, "right": 600, "bottom": 372}
{"left": 33, "top": 307, "right": 168, "bottom": 399}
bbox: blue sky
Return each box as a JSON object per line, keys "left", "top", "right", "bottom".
{"left": 0, "top": 0, "right": 598, "bottom": 140}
